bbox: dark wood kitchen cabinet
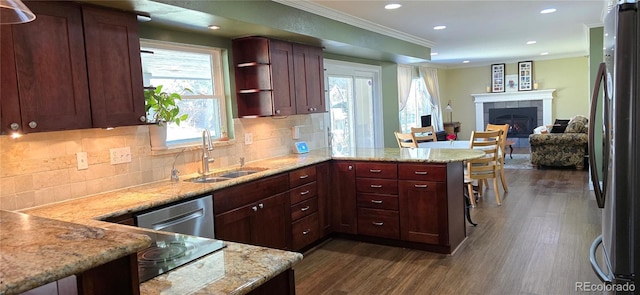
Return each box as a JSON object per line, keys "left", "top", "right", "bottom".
{"left": 0, "top": 1, "right": 144, "bottom": 135}
{"left": 214, "top": 174, "right": 290, "bottom": 249}
{"left": 355, "top": 162, "right": 399, "bottom": 239}
{"left": 289, "top": 165, "right": 320, "bottom": 250}
{"left": 292, "top": 43, "right": 325, "bottom": 114}
{"left": 398, "top": 163, "right": 466, "bottom": 252}
{"left": 232, "top": 36, "right": 324, "bottom": 117}
{"left": 330, "top": 161, "right": 358, "bottom": 234}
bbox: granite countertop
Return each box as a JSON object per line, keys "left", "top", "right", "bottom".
{"left": 7, "top": 147, "right": 482, "bottom": 294}
{"left": 0, "top": 210, "right": 151, "bottom": 295}
{"left": 331, "top": 147, "right": 485, "bottom": 163}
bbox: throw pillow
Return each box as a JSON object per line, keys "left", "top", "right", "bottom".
{"left": 565, "top": 115, "right": 589, "bottom": 133}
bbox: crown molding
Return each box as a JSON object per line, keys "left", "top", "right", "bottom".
{"left": 273, "top": 0, "right": 435, "bottom": 48}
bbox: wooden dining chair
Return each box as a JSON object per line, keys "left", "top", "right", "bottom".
{"left": 394, "top": 131, "right": 418, "bottom": 148}
{"left": 411, "top": 126, "right": 438, "bottom": 142}
{"left": 485, "top": 123, "right": 510, "bottom": 193}
{"left": 465, "top": 130, "right": 502, "bottom": 207}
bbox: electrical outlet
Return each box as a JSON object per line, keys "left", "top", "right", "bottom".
{"left": 245, "top": 133, "right": 253, "bottom": 145}
{"left": 76, "top": 152, "right": 88, "bottom": 170}
{"left": 109, "top": 147, "right": 132, "bottom": 164}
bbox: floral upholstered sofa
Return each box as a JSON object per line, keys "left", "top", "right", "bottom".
{"left": 529, "top": 115, "right": 588, "bottom": 169}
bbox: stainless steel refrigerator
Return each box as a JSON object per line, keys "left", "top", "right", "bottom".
{"left": 589, "top": 1, "right": 639, "bottom": 289}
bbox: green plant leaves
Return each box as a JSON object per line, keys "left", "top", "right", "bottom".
{"left": 144, "top": 85, "right": 192, "bottom": 126}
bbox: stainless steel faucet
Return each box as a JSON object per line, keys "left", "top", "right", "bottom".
{"left": 201, "top": 130, "right": 215, "bottom": 174}
{"left": 171, "top": 148, "right": 186, "bottom": 182}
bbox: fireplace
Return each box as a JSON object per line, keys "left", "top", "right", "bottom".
{"left": 489, "top": 107, "right": 537, "bottom": 138}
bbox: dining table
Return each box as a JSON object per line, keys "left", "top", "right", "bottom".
{"left": 418, "top": 140, "right": 472, "bottom": 149}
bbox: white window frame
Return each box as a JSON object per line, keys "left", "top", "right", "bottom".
{"left": 140, "top": 39, "right": 228, "bottom": 147}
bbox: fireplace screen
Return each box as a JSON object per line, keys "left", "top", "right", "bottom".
{"left": 488, "top": 107, "right": 537, "bottom": 138}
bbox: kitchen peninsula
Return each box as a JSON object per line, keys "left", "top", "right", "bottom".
{"left": 3, "top": 147, "right": 483, "bottom": 294}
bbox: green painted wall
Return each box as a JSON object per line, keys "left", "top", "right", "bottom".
{"left": 440, "top": 57, "right": 590, "bottom": 140}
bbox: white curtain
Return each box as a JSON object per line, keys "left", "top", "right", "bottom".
{"left": 418, "top": 66, "right": 444, "bottom": 131}
{"left": 397, "top": 65, "right": 414, "bottom": 112}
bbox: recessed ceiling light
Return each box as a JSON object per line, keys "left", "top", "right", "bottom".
{"left": 526, "top": 41, "right": 537, "bottom": 45}
{"left": 540, "top": 8, "right": 556, "bottom": 14}
{"left": 540, "top": 52, "right": 549, "bottom": 56}
{"left": 385, "top": 3, "right": 402, "bottom": 10}
{"left": 430, "top": 52, "right": 438, "bottom": 56}
{"left": 208, "top": 25, "right": 220, "bottom": 30}
{"left": 433, "top": 25, "right": 447, "bottom": 30}
{"left": 462, "top": 60, "right": 470, "bottom": 63}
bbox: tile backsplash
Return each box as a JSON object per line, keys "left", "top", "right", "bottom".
{"left": 0, "top": 114, "right": 327, "bottom": 211}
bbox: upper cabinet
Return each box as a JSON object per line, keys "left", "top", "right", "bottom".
{"left": 232, "top": 36, "right": 325, "bottom": 117}
{"left": 0, "top": 1, "right": 145, "bottom": 135}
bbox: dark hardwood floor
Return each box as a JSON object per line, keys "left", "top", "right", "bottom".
{"left": 294, "top": 168, "right": 602, "bottom": 294}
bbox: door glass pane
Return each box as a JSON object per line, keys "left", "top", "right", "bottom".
{"left": 328, "top": 76, "right": 354, "bottom": 155}
{"left": 355, "top": 77, "right": 374, "bottom": 148}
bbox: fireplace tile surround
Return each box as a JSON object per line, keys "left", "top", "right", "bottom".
{"left": 471, "top": 89, "right": 555, "bottom": 148}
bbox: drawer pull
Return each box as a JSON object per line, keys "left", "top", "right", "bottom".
{"left": 369, "top": 169, "right": 382, "bottom": 173}
{"left": 300, "top": 190, "right": 310, "bottom": 195}
{"left": 300, "top": 206, "right": 310, "bottom": 212}
{"left": 302, "top": 229, "right": 311, "bottom": 235}
{"left": 414, "top": 184, "right": 428, "bottom": 188}
{"left": 372, "top": 222, "right": 384, "bottom": 226}
{"left": 414, "top": 171, "right": 428, "bottom": 175}
{"left": 370, "top": 184, "right": 383, "bottom": 188}
{"left": 299, "top": 174, "right": 309, "bottom": 179}
{"left": 371, "top": 200, "right": 383, "bottom": 204}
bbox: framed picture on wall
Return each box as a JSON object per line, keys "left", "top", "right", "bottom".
{"left": 491, "top": 63, "right": 505, "bottom": 93}
{"left": 518, "top": 61, "right": 533, "bottom": 91}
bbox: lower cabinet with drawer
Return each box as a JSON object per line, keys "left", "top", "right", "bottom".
{"left": 355, "top": 162, "right": 399, "bottom": 239}
{"left": 288, "top": 165, "right": 321, "bottom": 250}
{"left": 214, "top": 174, "right": 290, "bottom": 249}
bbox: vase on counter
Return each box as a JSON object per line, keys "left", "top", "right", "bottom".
{"left": 149, "top": 124, "right": 168, "bottom": 150}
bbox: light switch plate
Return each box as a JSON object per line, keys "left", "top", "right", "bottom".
{"left": 76, "top": 152, "right": 88, "bottom": 170}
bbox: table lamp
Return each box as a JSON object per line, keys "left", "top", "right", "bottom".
{"left": 445, "top": 101, "right": 453, "bottom": 123}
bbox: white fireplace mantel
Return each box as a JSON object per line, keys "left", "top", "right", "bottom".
{"left": 470, "top": 89, "right": 555, "bottom": 131}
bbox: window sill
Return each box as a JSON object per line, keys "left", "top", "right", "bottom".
{"left": 150, "top": 139, "right": 236, "bottom": 156}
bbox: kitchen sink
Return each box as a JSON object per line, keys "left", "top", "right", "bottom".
{"left": 219, "top": 167, "right": 268, "bottom": 178}
{"left": 184, "top": 167, "right": 268, "bottom": 182}
{"left": 184, "top": 176, "right": 231, "bottom": 183}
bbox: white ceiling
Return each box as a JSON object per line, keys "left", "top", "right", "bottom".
{"left": 279, "top": 0, "right": 606, "bottom": 67}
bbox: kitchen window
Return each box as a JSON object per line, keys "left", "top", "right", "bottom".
{"left": 140, "top": 40, "right": 227, "bottom": 146}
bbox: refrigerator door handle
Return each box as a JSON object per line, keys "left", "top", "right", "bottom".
{"left": 588, "top": 62, "right": 608, "bottom": 208}
{"left": 590, "top": 235, "right": 614, "bottom": 283}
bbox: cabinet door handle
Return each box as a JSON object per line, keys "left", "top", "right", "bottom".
{"left": 372, "top": 222, "right": 384, "bottom": 226}
{"left": 301, "top": 206, "right": 310, "bottom": 212}
{"left": 369, "top": 169, "right": 382, "bottom": 173}
{"left": 371, "top": 200, "right": 383, "bottom": 204}
{"left": 252, "top": 206, "right": 258, "bottom": 212}
{"left": 302, "top": 229, "right": 311, "bottom": 235}
{"left": 10, "top": 123, "right": 19, "bottom": 130}
{"left": 414, "top": 171, "right": 428, "bottom": 175}
{"left": 28, "top": 121, "right": 37, "bottom": 129}
{"left": 258, "top": 203, "right": 264, "bottom": 209}
{"left": 414, "top": 184, "right": 428, "bottom": 188}
{"left": 348, "top": 165, "right": 353, "bottom": 170}
{"left": 299, "top": 175, "right": 309, "bottom": 179}
{"left": 370, "top": 184, "right": 382, "bottom": 188}
{"left": 300, "top": 190, "right": 310, "bottom": 195}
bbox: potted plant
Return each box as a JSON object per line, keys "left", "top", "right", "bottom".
{"left": 144, "top": 85, "right": 191, "bottom": 150}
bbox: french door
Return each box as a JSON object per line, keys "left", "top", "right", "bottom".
{"left": 324, "top": 60, "right": 383, "bottom": 155}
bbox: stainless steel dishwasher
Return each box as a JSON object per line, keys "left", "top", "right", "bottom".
{"left": 135, "top": 195, "right": 215, "bottom": 239}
